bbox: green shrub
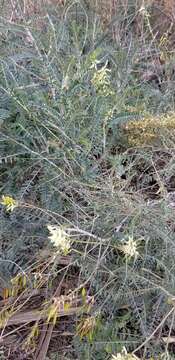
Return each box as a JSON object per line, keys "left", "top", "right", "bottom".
{"left": 1, "top": 1, "right": 175, "bottom": 359}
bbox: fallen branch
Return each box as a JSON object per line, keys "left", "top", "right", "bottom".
{"left": 5, "top": 295, "right": 93, "bottom": 326}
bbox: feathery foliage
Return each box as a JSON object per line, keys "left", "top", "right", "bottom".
{"left": 0, "top": 1, "right": 175, "bottom": 359}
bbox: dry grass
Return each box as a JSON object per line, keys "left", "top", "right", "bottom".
{"left": 0, "top": 0, "right": 64, "bottom": 21}
{"left": 164, "top": 0, "right": 175, "bottom": 15}
{"left": 1, "top": 0, "right": 175, "bottom": 32}
{"left": 0, "top": 256, "right": 93, "bottom": 359}
{"left": 124, "top": 113, "right": 175, "bottom": 146}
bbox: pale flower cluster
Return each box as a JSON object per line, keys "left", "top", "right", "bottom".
{"left": 47, "top": 225, "right": 71, "bottom": 255}
{"left": 111, "top": 347, "right": 139, "bottom": 360}
{"left": 1, "top": 195, "right": 18, "bottom": 212}
{"left": 118, "top": 236, "right": 139, "bottom": 259}
{"left": 91, "top": 60, "right": 114, "bottom": 97}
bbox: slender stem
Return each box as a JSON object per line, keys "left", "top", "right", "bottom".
{"left": 133, "top": 307, "right": 175, "bottom": 354}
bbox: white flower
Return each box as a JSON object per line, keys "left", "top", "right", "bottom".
{"left": 111, "top": 354, "right": 123, "bottom": 360}
{"left": 47, "top": 225, "right": 71, "bottom": 255}
{"left": 1, "top": 195, "right": 18, "bottom": 212}
{"left": 111, "top": 347, "right": 139, "bottom": 359}
{"left": 118, "top": 236, "right": 139, "bottom": 259}
{"left": 111, "top": 347, "right": 127, "bottom": 360}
